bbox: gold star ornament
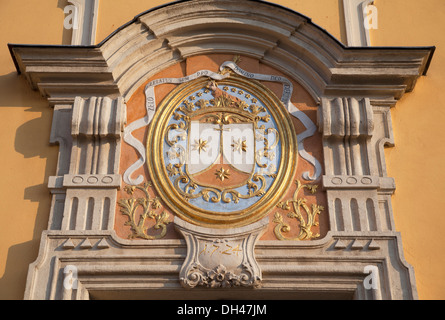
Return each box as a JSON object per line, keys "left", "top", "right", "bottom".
{"left": 191, "top": 139, "right": 208, "bottom": 153}
{"left": 215, "top": 168, "right": 230, "bottom": 181}
{"left": 231, "top": 138, "right": 247, "bottom": 153}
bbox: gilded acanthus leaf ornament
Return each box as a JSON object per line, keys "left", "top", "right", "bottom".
{"left": 273, "top": 180, "right": 324, "bottom": 241}
{"left": 118, "top": 181, "right": 171, "bottom": 240}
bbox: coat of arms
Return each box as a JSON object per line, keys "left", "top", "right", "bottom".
{"left": 147, "top": 76, "right": 297, "bottom": 227}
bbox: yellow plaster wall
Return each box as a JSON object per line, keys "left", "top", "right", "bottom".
{"left": 0, "top": 0, "right": 443, "bottom": 300}
{"left": 0, "top": 0, "right": 64, "bottom": 300}
{"left": 371, "top": 0, "right": 445, "bottom": 300}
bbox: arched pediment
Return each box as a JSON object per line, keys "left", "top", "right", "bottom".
{"left": 10, "top": 0, "right": 434, "bottom": 104}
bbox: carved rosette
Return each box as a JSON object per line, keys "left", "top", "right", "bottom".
{"left": 174, "top": 216, "right": 268, "bottom": 289}
{"left": 183, "top": 262, "right": 261, "bottom": 289}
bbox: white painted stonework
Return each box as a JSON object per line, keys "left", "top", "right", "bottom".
{"left": 175, "top": 217, "right": 268, "bottom": 289}
{"left": 9, "top": 0, "right": 434, "bottom": 300}
{"left": 343, "top": 0, "right": 374, "bottom": 46}
{"left": 66, "top": 0, "right": 99, "bottom": 45}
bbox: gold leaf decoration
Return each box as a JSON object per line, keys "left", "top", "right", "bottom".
{"left": 118, "top": 182, "right": 171, "bottom": 240}
{"left": 273, "top": 180, "right": 324, "bottom": 241}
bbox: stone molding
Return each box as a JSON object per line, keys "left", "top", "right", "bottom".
{"left": 7, "top": 0, "right": 434, "bottom": 300}
{"left": 319, "top": 97, "right": 374, "bottom": 177}
{"left": 318, "top": 96, "right": 400, "bottom": 234}
{"left": 24, "top": 230, "right": 416, "bottom": 300}
{"left": 70, "top": 96, "right": 125, "bottom": 176}
{"left": 9, "top": 1, "right": 433, "bottom": 102}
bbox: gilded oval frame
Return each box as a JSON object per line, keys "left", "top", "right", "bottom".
{"left": 147, "top": 75, "right": 297, "bottom": 228}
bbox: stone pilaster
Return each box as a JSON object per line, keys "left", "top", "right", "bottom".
{"left": 49, "top": 96, "right": 126, "bottom": 232}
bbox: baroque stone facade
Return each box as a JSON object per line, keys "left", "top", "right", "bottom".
{"left": 8, "top": 0, "right": 434, "bottom": 300}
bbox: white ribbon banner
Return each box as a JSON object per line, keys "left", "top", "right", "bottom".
{"left": 123, "top": 70, "right": 230, "bottom": 185}
{"left": 123, "top": 62, "right": 322, "bottom": 185}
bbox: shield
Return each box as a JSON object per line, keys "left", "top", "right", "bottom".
{"left": 187, "top": 121, "right": 221, "bottom": 175}
{"left": 222, "top": 123, "right": 255, "bottom": 174}
{"left": 186, "top": 120, "right": 255, "bottom": 188}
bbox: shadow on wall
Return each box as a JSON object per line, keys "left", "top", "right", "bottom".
{"left": 0, "top": 71, "right": 58, "bottom": 299}
{"left": 0, "top": 241, "right": 38, "bottom": 300}
{"left": 0, "top": 0, "right": 72, "bottom": 300}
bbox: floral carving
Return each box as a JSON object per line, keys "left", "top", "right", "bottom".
{"left": 118, "top": 181, "right": 171, "bottom": 240}
{"left": 180, "top": 263, "right": 261, "bottom": 289}
{"left": 208, "top": 265, "right": 237, "bottom": 288}
{"left": 273, "top": 180, "right": 324, "bottom": 240}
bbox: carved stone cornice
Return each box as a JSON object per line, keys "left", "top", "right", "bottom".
{"left": 8, "top": 0, "right": 434, "bottom": 103}
{"left": 24, "top": 230, "right": 417, "bottom": 300}
{"left": 8, "top": 45, "right": 118, "bottom": 102}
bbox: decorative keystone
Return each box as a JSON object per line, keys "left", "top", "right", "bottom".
{"left": 174, "top": 216, "right": 268, "bottom": 289}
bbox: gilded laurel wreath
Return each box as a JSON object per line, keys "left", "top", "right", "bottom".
{"left": 118, "top": 181, "right": 171, "bottom": 240}
{"left": 273, "top": 180, "right": 324, "bottom": 240}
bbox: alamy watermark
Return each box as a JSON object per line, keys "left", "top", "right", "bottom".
{"left": 63, "top": 5, "right": 79, "bottom": 30}
{"left": 63, "top": 265, "right": 78, "bottom": 290}
{"left": 167, "top": 121, "right": 278, "bottom": 169}
{"left": 364, "top": 4, "right": 378, "bottom": 30}
{"left": 363, "top": 265, "right": 379, "bottom": 290}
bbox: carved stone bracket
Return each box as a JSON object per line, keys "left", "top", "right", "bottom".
{"left": 319, "top": 97, "right": 398, "bottom": 233}
{"left": 175, "top": 216, "right": 268, "bottom": 289}
{"left": 319, "top": 97, "right": 374, "bottom": 177}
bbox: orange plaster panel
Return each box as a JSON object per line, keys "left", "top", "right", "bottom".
{"left": 116, "top": 62, "right": 186, "bottom": 240}
{"left": 116, "top": 54, "right": 327, "bottom": 241}
{"left": 257, "top": 63, "right": 327, "bottom": 240}
{"left": 191, "top": 158, "right": 252, "bottom": 190}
